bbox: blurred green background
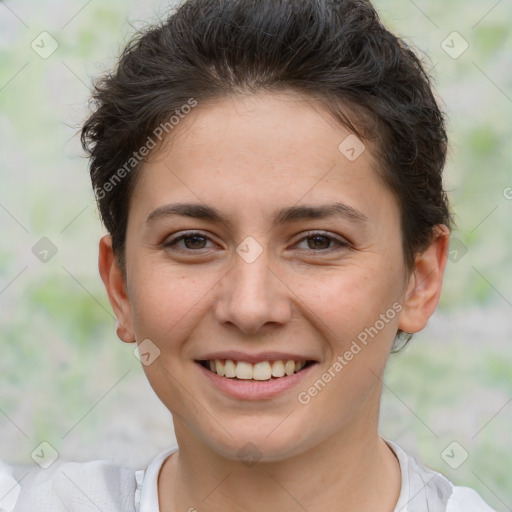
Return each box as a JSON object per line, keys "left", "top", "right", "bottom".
{"left": 0, "top": 0, "right": 511, "bottom": 509}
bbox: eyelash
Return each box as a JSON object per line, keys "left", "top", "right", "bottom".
{"left": 163, "top": 230, "right": 350, "bottom": 254}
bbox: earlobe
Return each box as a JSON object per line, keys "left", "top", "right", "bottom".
{"left": 98, "top": 235, "right": 136, "bottom": 344}
{"left": 398, "top": 225, "right": 450, "bottom": 334}
{"left": 116, "top": 321, "right": 135, "bottom": 344}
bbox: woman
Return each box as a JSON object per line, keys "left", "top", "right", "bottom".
{"left": 1, "top": 0, "right": 497, "bottom": 510}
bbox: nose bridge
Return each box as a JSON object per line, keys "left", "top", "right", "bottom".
{"left": 214, "top": 239, "right": 290, "bottom": 333}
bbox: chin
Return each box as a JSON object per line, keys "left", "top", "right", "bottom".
{"left": 201, "top": 419, "right": 315, "bottom": 464}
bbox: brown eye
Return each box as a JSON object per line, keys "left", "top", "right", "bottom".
{"left": 295, "top": 231, "right": 349, "bottom": 252}
{"left": 307, "top": 235, "right": 331, "bottom": 250}
{"left": 181, "top": 235, "right": 208, "bottom": 249}
{"left": 163, "top": 231, "right": 214, "bottom": 251}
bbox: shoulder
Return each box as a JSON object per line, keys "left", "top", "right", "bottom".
{"left": 447, "top": 486, "right": 497, "bottom": 512}
{"left": 0, "top": 460, "right": 20, "bottom": 511}
{"left": 0, "top": 458, "right": 137, "bottom": 512}
{"left": 384, "top": 440, "right": 497, "bottom": 512}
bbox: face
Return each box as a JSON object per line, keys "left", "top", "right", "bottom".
{"left": 100, "top": 90, "right": 448, "bottom": 462}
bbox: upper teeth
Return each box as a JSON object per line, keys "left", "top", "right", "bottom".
{"left": 208, "top": 359, "right": 307, "bottom": 380}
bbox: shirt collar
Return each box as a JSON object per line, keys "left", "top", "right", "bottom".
{"left": 135, "top": 446, "right": 178, "bottom": 512}
{"left": 385, "top": 439, "right": 452, "bottom": 512}
{"left": 135, "top": 440, "right": 453, "bottom": 512}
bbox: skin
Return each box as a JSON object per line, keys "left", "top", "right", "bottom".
{"left": 99, "top": 90, "right": 450, "bottom": 512}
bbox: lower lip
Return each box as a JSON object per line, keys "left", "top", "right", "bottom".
{"left": 196, "top": 362, "right": 317, "bottom": 400}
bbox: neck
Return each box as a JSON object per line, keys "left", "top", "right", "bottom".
{"left": 158, "top": 415, "right": 401, "bottom": 512}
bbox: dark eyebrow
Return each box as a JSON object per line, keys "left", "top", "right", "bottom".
{"left": 146, "top": 203, "right": 225, "bottom": 225}
{"left": 146, "top": 202, "right": 369, "bottom": 226}
{"left": 274, "top": 202, "right": 368, "bottom": 224}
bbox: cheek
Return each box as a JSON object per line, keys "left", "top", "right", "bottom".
{"left": 128, "top": 263, "right": 215, "bottom": 344}
{"left": 297, "top": 269, "right": 398, "bottom": 423}
{"left": 289, "top": 258, "right": 401, "bottom": 340}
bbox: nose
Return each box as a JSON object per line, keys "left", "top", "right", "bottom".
{"left": 213, "top": 245, "right": 292, "bottom": 335}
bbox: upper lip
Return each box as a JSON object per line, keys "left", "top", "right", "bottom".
{"left": 196, "top": 351, "right": 318, "bottom": 364}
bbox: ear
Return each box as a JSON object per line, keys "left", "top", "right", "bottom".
{"left": 398, "top": 225, "right": 450, "bottom": 334}
{"left": 98, "top": 234, "right": 135, "bottom": 343}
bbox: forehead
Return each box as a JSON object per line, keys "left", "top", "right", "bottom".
{"left": 129, "top": 91, "right": 398, "bottom": 228}
{"left": 160, "top": 91, "right": 371, "bottom": 173}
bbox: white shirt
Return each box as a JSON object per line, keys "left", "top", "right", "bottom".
{"left": 0, "top": 440, "right": 496, "bottom": 511}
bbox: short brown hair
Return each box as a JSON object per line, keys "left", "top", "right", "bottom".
{"left": 81, "top": 0, "right": 454, "bottom": 285}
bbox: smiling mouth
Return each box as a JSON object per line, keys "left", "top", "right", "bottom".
{"left": 197, "top": 359, "right": 317, "bottom": 381}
